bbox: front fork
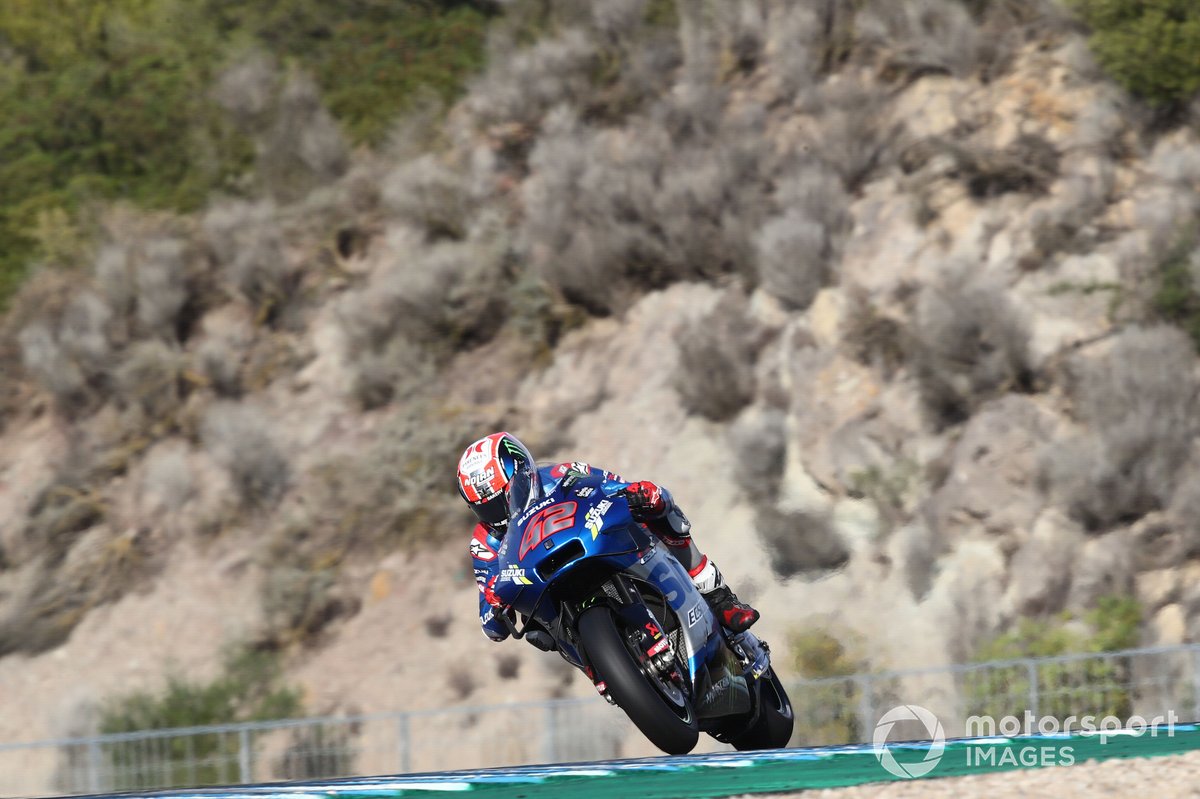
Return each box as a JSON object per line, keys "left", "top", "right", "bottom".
{"left": 582, "top": 576, "right": 676, "bottom": 703}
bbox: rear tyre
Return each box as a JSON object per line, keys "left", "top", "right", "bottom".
{"left": 578, "top": 606, "right": 699, "bottom": 755}
{"left": 730, "top": 668, "right": 795, "bottom": 751}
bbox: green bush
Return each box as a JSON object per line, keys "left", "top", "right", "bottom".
{"left": 1152, "top": 234, "right": 1200, "bottom": 350}
{"left": 0, "top": 0, "right": 494, "bottom": 307}
{"left": 95, "top": 647, "right": 303, "bottom": 789}
{"left": 1070, "top": 0, "right": 1200, "bottom": 108}
{"left": 966, "top": 596, "right": 1142, "bottom": 721}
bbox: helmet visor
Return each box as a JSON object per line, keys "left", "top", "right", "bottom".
{"left": 506, "top": 459, "right": 542, "bottom": 520}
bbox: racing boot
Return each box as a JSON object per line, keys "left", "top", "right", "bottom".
{"left": 691, "top": 557, "right": 760, "bottom": 634}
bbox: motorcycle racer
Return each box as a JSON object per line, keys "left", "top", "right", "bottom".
{"left": 458, "top": 432, "right": 759, "bottom": 644}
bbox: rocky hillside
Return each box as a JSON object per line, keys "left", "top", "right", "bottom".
{"left": 2, "top": 0, "right": 1200, "bottom": 759}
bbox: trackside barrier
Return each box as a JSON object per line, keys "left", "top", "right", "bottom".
{"left": 2, "top": 643, "right": 1198, "bottom": 796}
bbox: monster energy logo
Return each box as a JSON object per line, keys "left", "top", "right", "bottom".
{"left": 502, "top": 439, "right": 525, "bottom": 459}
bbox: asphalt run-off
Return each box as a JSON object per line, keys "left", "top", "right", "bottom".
{"left": 73, "top": 725, "right": 1200, "bottom": 799}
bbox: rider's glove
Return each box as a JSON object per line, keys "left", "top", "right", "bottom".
{"left": 622, "top": 480, "right": 667, "bottom": 520}
{"left": 483, "top": 574, "right": 505, "bottom": 609}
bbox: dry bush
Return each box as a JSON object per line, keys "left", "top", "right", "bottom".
{"left": 201, "top": 200, "right": 292, "bottom": 315}
{"left": 260, "top": 566, "right": 357, "bottom": 647}
{"left": 137, "top": 443, "right": 194, "bottom": 520}
{"left": 675, "top": 292, "right": 765, "bottom": 422}
{"left": 382, "top": 156, "right": 471, "bottom": 241}
{"left": 349, "top": 338, "right": 436, "bottom": 411}
{"left": 1027, "top": 169, "right": 1113, "bottom": 264}
{"left": 729, "top": 408, "right": 787, "bottom": 502}
{"left": 1043, "top": 326, "right": 1199, "bottom": 531}
{"left": 212, "top": 50, "right": 279, "bottom": 129}
{"left": 200, "top": 401, "right": 290, "bottom": 508}
{"left": 956, "top": 133, "right": 1061, "bottom": 199}
{"left": 114, "top": 340, "right": 185, "bottom": 422}
{"left": 497, "top": 653, "right": 521, "bottom": 680}
{"left": 761, "top": 4, "right": 821, "bottom": 98}
{"left": 0, "top": 528, "right": 157, "bottom": 656}
{"left": 19, "top": 291, "right": 114, "bottom": 412}
{"left": 912, "top": 270, "right": 1032, "bottom": 429}
{"left": 755, "top": 165, "right": 851, "bottom": 309}
{"left": 802, "top": 81, "right": 900, "bottom": 192}
{"left": 258, "top": 70, "right": 348, "bottom": 200}
{"left": 134, "top": 238, "right": 188, "bottom": 337}
{"left": 856, "top": 0, "right": 980, "bottom": 79}
{"left": 841, "top": 291, "right": 909, "bottom": 377}
{"left": 292, "top": 405, "right": 475, "bottom": 558}
{"left": 521, "top": 105, "right": 775, "bottom": 314}
{"left": 337, "top": 233, "right": 507, "bottom": 367}
{"left": 467, "top": 28, "right": 599, "bottom": 129}
{"left": 754, "top": 507, "right": 849, "bottom": 579}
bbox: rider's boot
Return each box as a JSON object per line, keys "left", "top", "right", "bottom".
{"left": 642, "top": 505, "right": 760, "bottom": 634}
{"left": 690, "top": 557, "right": 760, "bottom": 634}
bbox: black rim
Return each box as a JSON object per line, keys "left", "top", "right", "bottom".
{"left": 626, "top": 635, "right": 692, "bottom": 722}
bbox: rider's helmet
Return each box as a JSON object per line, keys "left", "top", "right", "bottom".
{"left": 456, "top": 432, "right": 538, "bottom": 536}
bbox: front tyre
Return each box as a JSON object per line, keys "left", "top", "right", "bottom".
{"left": 578, "top": 606, "right": 699, "bottom": 755}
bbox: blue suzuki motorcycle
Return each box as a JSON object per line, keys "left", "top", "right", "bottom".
{"left": 492, "top": 470, "right": 794, "bottom": 755}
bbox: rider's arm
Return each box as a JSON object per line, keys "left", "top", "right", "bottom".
{"left": 470, "top": 525, "right": 510, "bottom": 642}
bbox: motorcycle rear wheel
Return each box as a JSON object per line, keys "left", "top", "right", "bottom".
{"left": 578, "top": 605, "right": 699, "bottom": 755}
{"left": 730, "top": 667, "right": 795, "bottom": 751}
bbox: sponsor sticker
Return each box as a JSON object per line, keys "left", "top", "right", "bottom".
{"left": 687, "top": 602, "right": 704, "bottom": 627}
{"left": 469, "top": 539, "right": 496, "bottom": 561}
{"left": 584, "top": 500, "right": 613, "bottom": 539}
{"left": 501, "top": 566, "right": 533, "bottom": 585}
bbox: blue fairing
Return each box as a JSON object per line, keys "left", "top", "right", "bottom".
{"left": 494, "top": 471, "right": 727, "bottom": 691}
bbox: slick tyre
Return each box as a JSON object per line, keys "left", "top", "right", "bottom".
{"left": 578, "top": 606, "right": 699, "bottom": 755}
{"left": 730, "top": 667, "right": 795, "bottom": 751}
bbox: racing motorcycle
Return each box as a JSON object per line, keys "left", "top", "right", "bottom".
{"left": 492, "top": 469, "right": 794, "bottom": 755}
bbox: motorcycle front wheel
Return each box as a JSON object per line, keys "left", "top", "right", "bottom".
{"left": 578, "top": 605, "right": 699, "bottom": 755}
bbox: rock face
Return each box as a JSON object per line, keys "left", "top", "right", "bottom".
{"left": 1, "top": 0, "right": 1199, "bottom": 765}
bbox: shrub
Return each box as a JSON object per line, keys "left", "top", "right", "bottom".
{"left": 520, "top": 101, "right": 775, "bottom": 314}
{"left": 788, "top": 625, "right": 868, "bottom": 745}
{"left": 675, "top": 292, "right": 762, "bottom": 422}
{"left": 803, "top": 82, "right": 899, "bottom": 192}
{"left": 1151, "top": 234, "right": 1200, "bottom": 350}
{"left": 755, "top": 165, "right": 850, "bottom": 309}
{"left": 857, "top": 0, "right": 981, "bottom": 79}
{"left": 966, "top": 596, "right": 1141, "bottom": 721}
{"left": 200, "top": 401, "right": 291, "bottom": 508}
{"left": 201, "top": 200, "right": 291, "bottom": 316}
{"left": 260, "top": 566, "right": 356, "bottom": 647}
{"left": 338, "top": 234, "right": 507, "bottom": 360}
{"left": 295, "top": 404, "right": 474, "bottom": 557}
{"left": 1069, "top": 0, "right": 1200, "bottom": 109}
{"left": 1042, "top": 325, "right": 1199, "bottom": 530}
{"left": 754, "top": 507, "right": 850, "bottom": 578}
{"left": 92, "top": 647, "right": 303, "bottom": 790}
{"left": 382, "top": 156, "right": 471, "bottom": 241}
{"left": 114, "top": 340, "right": 185, "bottom": 423}
{"left": 135, "top": 238, "right": 189, "bottom": 337}
{"left": 256, "top": 70, "right": 349, "bottom": 201}
{"left": 912, "top": 270, "right": 1033, "bottom": 429}
{"left": 729, "top": 408, "right": 788, "bottom": 502}
{"left": 18, "top": 291, "right": 114, "bottom": 412}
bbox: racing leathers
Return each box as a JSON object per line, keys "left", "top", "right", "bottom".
{"left": 470, "top": 461, "right": 758, "bottom": 642}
